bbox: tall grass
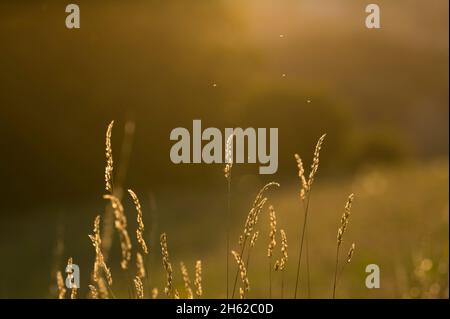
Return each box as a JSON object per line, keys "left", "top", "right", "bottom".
{"left": 333, "top": 194, "right": 356, "bottom": 298}
{"left": 293, "top": 134, "right": 326, "bottom": 298}
{"left": 55, "top": 122, "right": 365, "bottom": 299}
{"left": 224, "top": 133, "right": 233, "bottom": 298}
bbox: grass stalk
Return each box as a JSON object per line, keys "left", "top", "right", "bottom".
{"left": 294, "top": 192, "right": 312, "bottom": 298}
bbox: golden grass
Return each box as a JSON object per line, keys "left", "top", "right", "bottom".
{"left": 136, "top": 252, "right": 146, "bottom": 280}
{"left": 231, "top": 250, "right": 249, "bottom": 298}
{"left": 134, "top": 276, "right": 144, "bottom": 299}
{"left": 267, "top": 205, "right": 277, "bottom": 297}
{"left": 224, "top": 134, "right": 233, "bottom": 298}
{"left": 128, "top": 189, "right": 148, "bottom": 255}
{"left": 194, "top": 260, "right": 203, "bottom": 298}
{"left": 88, "top": 215, "right": 113, "bottom": 286}
{"left": 274, "top": 229, "right": 288, "bottom": 272}
{"left": 180, "top": 262, "right": 194, "bottom": 299}
{"left": 232, "top": 182, "right": 279, "bottom": 298}
{"left": 54, "top": 121, "right": 447, "bottom": 300}
{"left": 160, "top": 233, "right": 177, "bottom": 298}
{"left": 88, "top": 285, "right": 99, "bottom": 299}
{"left": 333, "top": 194, "right": 356, "bottom": 298}
{"left": 104, "top": 120, "right": 114, "bottom": 193}
{"left": 267, "top": 205, "right": 277, "bottom": 258}
{"left": 56, "top": 271, "right": 66, "bottom": 299}
{"left": 103, "top": 194, "right": 132, "bottom": 270}
{"left": 294, "top": 134, "right": 326, "bottom": 298}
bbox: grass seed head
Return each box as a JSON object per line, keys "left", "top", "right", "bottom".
{"left": 294, "top": 154, "right": 308, "bottom": 200}
{"left": 136, "top": 252, "right": 146, "bottom": 279}
{"left": 56, "top": 271, "right": 66, "bottom": 299}
{"left": 337, "top": 193, "right": 355, "bottom": 246}
{"left": 88, "top": 285, "right": 99, "bottom": 299}
{"left": 104, "top": 194, "right": 132, "bottom": 269}
{"left": 160, "top": 233, "right": 175, "bottom": 297}
{"left": 347, "top": 243, "right": 356, "bottom": 263}
{"left": 250, "top": 231, "right": 259, "bottom": 247}
{"left": 134, "top": 276, "right": 144, "bottom": 299}
{"left": 88, "top": 215, "right": 113, "bottom": 285}
{"left": 274, "top": 229, "right": 288, "bottom": 271}
{"left": 307, "top": 133, "right": 326, "bottom": 189}
{"left": 128, "top": 189, "right": 149, "bottom": 254}
{"left": 104, "top": 121, "right": 114, "bottom": 193}
{"left": 231, "top": 250, "right": 249, "bottom": 295}
{"left": 194, "top": 260, "right": 203, "bottom": 298}
{"left": 267, "top": 205, "right": 277, "bottom": 257}
{"left": 180, "top": 261, "right": 194, "bottom": 299}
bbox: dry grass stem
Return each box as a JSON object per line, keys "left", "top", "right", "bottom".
{"left": 267, "top": 205, "right": 277, "bottom": 298}
{"left": 136, "top": 252, "right": 146, "bottom": 279}
{"left": 307, "top": 134, "right": 326, "bottom": 189}
{"left": 180, "top": 262, "right": 194, "bottom": 299}
{"left": 97, "top": 278, "right": 109, "bottom": 299}
{"left": 267, "top": 205, "right": 277, "bottom": 257}
{"left": 239, "top": 182, "right": 280, "bottom": 246}
{"left": 224, "top": 135, "right": 233, "bottom": 299}
{"left": 104, "top": 120, "right": 114, "bottom": 193}
{"left": 134, "top": 276, "right": 144, "bottom": 299}
{"left": 56, "top": 271, "right": 66, "bottom": 299}
{"left": 274, "top": 229, "right": 288, "bottom": 271}
{"left": 160, "top": 233, "right": 175, "bottom": 297}
{"left": 294, "top": 133, "right": 326, "bottom": 298}
{"left": 88, "top": 285, "right": 99, "bottom": 299}
{"left": 337, "top": 194, "right": 355, "bottom": 247}
{"left": 232, "top": 182, "right": 279, "bottom": 298}
{"left": 128, "top": 189, "right": 149, "bottom": 254}
{"left": 333, "top": 194, "right": 355, "bottom": 298}
{"left": 294, "top": 154, "right": 308, "bottom": 200}
{"left": 88, "top": 215, "right": 113, "bottom": 285}
{"left": 250, "top": 231, "right": 259, "bottom": 248}
{"left": 194, "top": 260, "right": 203, "bottom": 298}
{"left": 103, "top": 195, "right": 132, "bottom": 269}
{"left": 231, "top": 250, "right": 249, "bottom": 297}
{"left": 347, "top": 243, "right": 356, "bottom": 263}
{"left": 224, "top": 134, "right": 233, "bottom": 181}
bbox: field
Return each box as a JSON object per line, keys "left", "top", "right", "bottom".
{"left": 1, "top": 136, "right": 447, "bottom": 299}
{"left": 0, "top": 0, "right": 448, "bottom": 299}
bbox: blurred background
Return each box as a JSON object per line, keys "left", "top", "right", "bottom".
{"left": 0, "top": 0, "right": 448, "bottom": 298}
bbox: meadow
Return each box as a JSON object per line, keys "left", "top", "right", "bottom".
{"left": 45, "top": 123, "right": 448, "bottom": 299}
{"left": 0, "top": 0, "right": 447, "bottom": 299}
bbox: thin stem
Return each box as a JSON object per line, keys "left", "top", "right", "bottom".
{"left": 281, "top": 270, "right": 285, "bottom": 299}
{"left": 245, "top": 246, "right": 251, "bottom": 270}
{"left": 336, "top": 259, "right": 348, "bottom": 289}
{"left": 103, "top": 121, "right": 135, "bottom": 261}
{"left": 269, "top": 258, "right": 272, "bottom": 298}
{"left": 294, "top": 192, "right": 312, "bottom": 298}
{"left": 144, "top": 253, "right": 151, "bottom": 298}
{"left": 226, "top": 176, "right": 231, "bottom": 299}
{"left": 306, "top": 228, "right": 311, "bottom": 298}
{"left": 332, "top": 245, "right": 340, "bottom": 299}
{"left": 105, "top": 281, "right": 117, "bottom": 299}
{"left": 125, "top": 268, "right": 133, "bottom": 299}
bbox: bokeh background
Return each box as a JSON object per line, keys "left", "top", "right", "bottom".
{"left": 0, "top": 0, "right": 448, "bottom": 298}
